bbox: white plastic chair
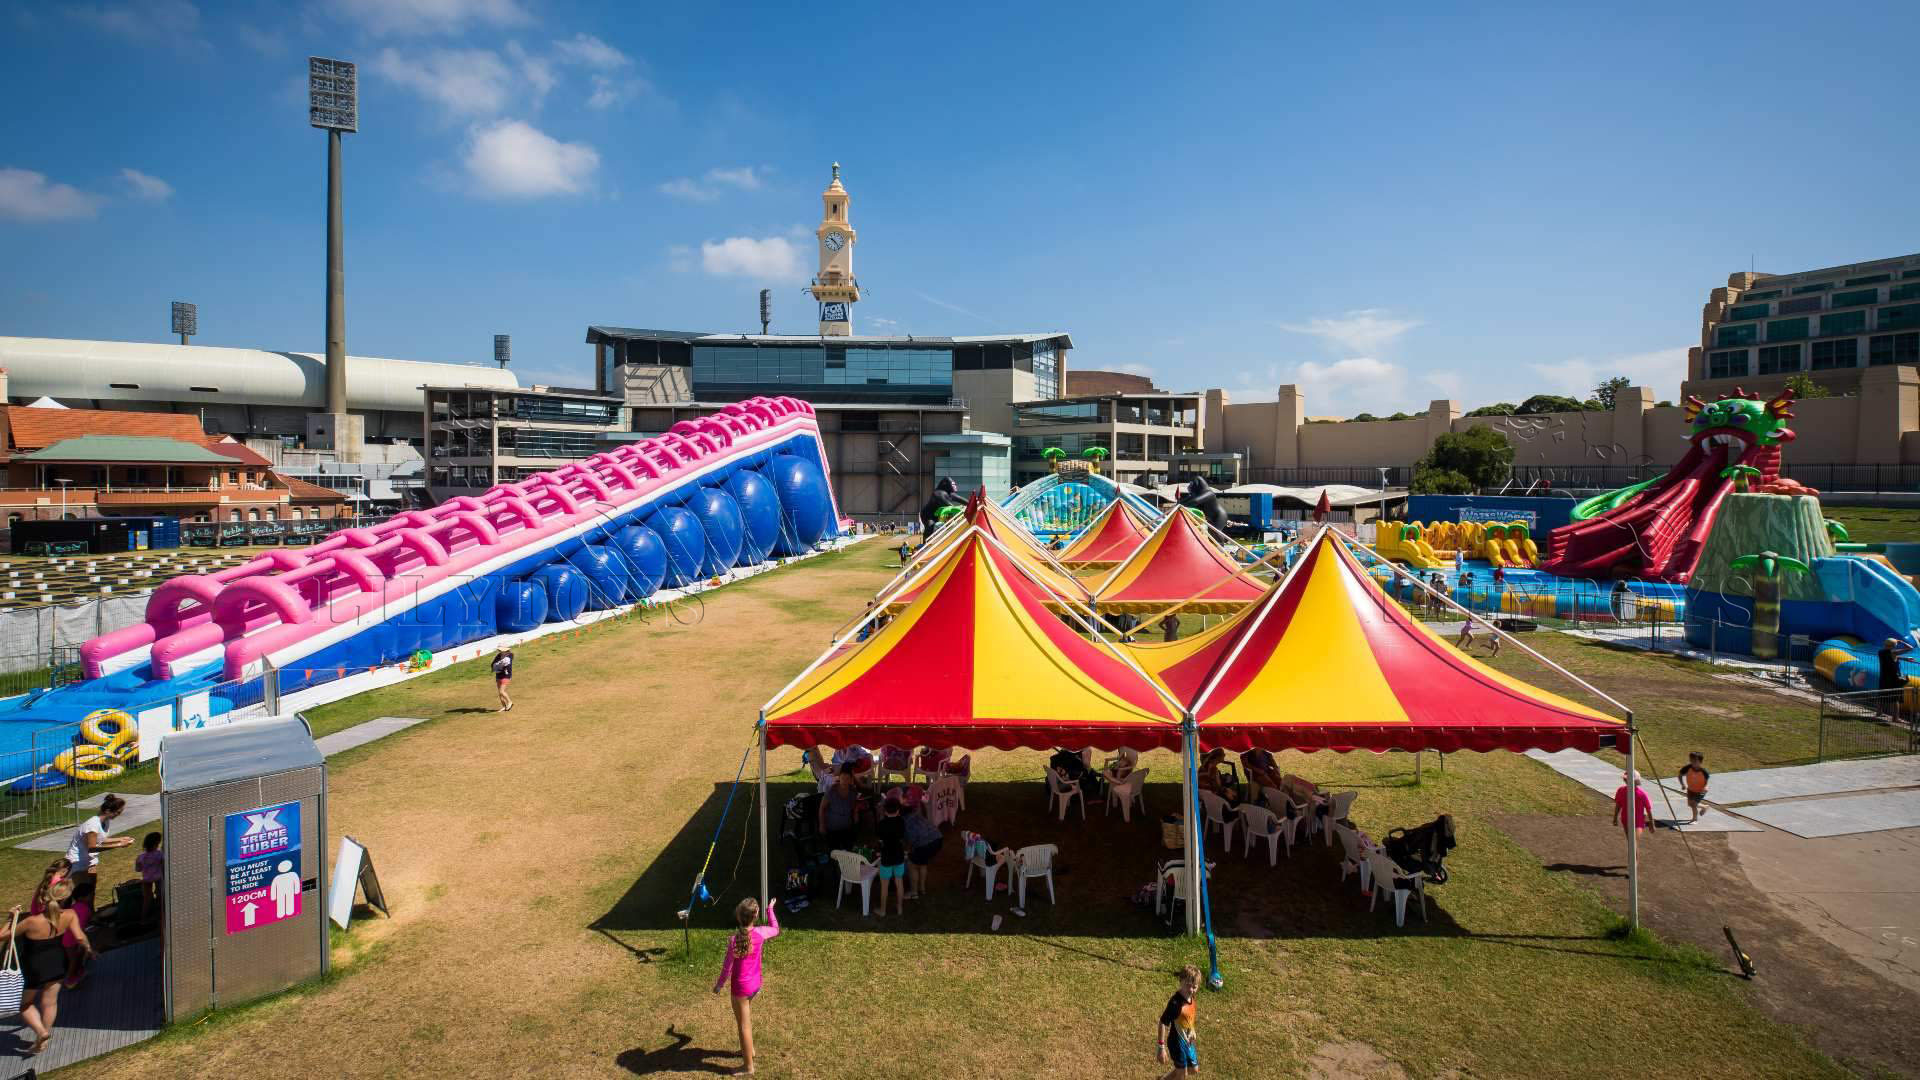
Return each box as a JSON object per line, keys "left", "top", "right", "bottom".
{"left": 1335, "top": 823, "right": 1372, "bottom": 893}
{"left": 876, "top": 745, "right": 913, "bottom": 786}
{"left": 913, "top": 746, "right": 951, "bottom": 786}
{"left": 961, "top": 830, "right": 1008, "bottom": 900}
{"left": 1366, "top": 849, "right": 1427, "bottom": 927}
{"left": 830, "top": 849, "right": 879, "bottom": 916}
{"left": 1104, "top": 766, "right": 1149, "bottom": 823}
{"left": 1013, "top": 843, "right": 1059, "bottom": 907}
{"left": 1325, "top": 790, "right": 1358, "bottom": 841}
{"left": 1046, "top": 767, "right": 1086, "bottom": 822}
{"left": 1237, "top": 804, "right": 1292, "bottom": 865}
{"left": 1103, "top": 747, "right": 1140, "bottom": 773}
{"left": 1197, "top": 790, "right": 1236, "bottom": 852}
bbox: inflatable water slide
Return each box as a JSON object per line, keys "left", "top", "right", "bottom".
{"left": 10, "top": 396, "right": 839, "bottom": 728}
{"left": 1544, "top": 389, "right": 1810, "bottom": 583}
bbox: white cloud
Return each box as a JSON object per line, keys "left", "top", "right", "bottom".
{"left": 69, "top": 0, "right": 207, "bottom": 51}
{"left": 505, "top": 41, "right": 556, "bottom": 106}
{"left": 701, "top": 236, "right": 803, "bottom": 279}
{"left": 119, "top": 168, "right": 173, "bottom": 202}
{"left": 553, "top": 32, "right": 629, "bottom": 68}
{"left": 1286, "top": 356, "right": 1414, "bottom": 416}
{"left": 0, "top": 168, "right": 102, "bottom": 222}
{"left": 1278, "top": 309, "right": 1422, "bottom": 356}
{"left": 658, "top": 167, "right": 766, "bottom": 202}
{"left": 374, "top": 47, "right": 515, "bottom": 118}
{"left": 463, "top": 120, "right": 598, "bottom": 199}
{"left": 1422, "top": 370, "right": 1465, "bottom": 400}
{"left": 329, "top": 0, "right": 530, "bottom": 36}
{"left": 1527, "top": 347, "right": 1687, "bottom": 401}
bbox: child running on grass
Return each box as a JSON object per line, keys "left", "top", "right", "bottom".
{"left": 1157, "top": 964, "right": 1201, "bottom": 1078}
{"left": 1678, "top": 751, "right": 1712, "bottom": 822}
{"left": 713, "top": 897, "right": 779, "bottom": 1075}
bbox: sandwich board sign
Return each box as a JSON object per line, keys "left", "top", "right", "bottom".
{"left": 327, "top": 835, "right": 389, "bottom": 929}
{"left": 225, "top": 801, "right": 302, "bottom": 934}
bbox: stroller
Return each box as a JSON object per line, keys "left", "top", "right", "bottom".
{"left": 1383, "top": 814, "right": 1456, "bottom": 885}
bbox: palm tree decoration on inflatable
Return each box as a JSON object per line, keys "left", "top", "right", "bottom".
{"left": 1081, "top": 446, "right": 1109, "bottom": 474}
{"left": 1719, "top": 463, "right": 1762, "bottom": 493}
{"left": 1728, "top": 550, "right": 1812, "bottom": 660}
{"left": 1041, "top": 446, "right": 1067, "bottom": 473}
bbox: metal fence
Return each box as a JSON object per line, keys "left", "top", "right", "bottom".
{"left": 1244, "top": 466, "right": 1415, "bottom": 487}
{"left": 0, "top": 670, "right": 272, "bottom": 844}
{"left": 1815, "top": 688, "right": 1920, "bottom": 762}
{"left": 1505, "top": 462, "right": 1920, "bottom": 494}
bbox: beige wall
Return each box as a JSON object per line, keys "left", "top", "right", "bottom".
{"left": 1205, "top": 367, "right": 1920, "bottom": 473}
{"left": 953, "top": 368, "right": 1036, "bottom": 435}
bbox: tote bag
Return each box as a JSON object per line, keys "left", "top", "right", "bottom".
{"left": 0, "top": 913, "right": 23, "bottom": 1016}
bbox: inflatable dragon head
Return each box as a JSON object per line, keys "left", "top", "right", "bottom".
{"left": 1682, "top": 387, "right": 1810, "bottom": 493}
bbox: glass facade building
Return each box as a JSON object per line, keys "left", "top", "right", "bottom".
{"left": 1689, "top": 253, "right": 1920, "bottom": 396}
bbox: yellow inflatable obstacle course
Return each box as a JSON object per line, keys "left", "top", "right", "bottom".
{"left": 1376, "top": 522, "right": 1446, "bottom": 568}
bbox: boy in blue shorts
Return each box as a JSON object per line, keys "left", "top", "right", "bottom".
{"left": 1157, "top": 964, "right": 1201, "bottom": 1077}
{"left": 873, "top": 797, "right": 907, "bottom": 916}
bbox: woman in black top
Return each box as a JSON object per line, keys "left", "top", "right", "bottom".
{"left": 13, "top": 879, "right": 93, "bottom": 1056}
{"left": 492, "top": 647, "right": 514, "bottom": 713}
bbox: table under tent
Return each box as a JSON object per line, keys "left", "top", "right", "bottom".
{"left": 753, "top": 524, "right": 1640, "bottom": 966}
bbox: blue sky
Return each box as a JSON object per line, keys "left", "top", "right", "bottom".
{"left": 2, "top": 2, "right": 1915, "bottom": 415}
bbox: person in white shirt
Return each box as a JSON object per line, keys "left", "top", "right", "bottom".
{"left": 65, "top": 794, "right": 133, "bottom": 883}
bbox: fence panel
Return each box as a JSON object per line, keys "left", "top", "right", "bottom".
{"left": 1817, "top": 689, "right": 1920, "bottom": 762}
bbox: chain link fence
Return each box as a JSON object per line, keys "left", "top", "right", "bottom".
{"left": 1815, "top": 688, "right": 1920, "bottom": 762}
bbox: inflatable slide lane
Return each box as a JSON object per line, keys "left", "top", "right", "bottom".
{"left": 17, "top": 396, "right": 838, "bottom": 727}
{"left": 1544, "top": 388, "right": 1809, "bottom": 584}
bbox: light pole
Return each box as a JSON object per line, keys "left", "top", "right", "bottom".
{"left": 1377, "top": 467, "right": 1390, "bottom": 537}
{"left": 55, "top": 478, "right": 71, "bottom": 520}
{"left": 309, "top": 57, "right": 358, "bottom": 456}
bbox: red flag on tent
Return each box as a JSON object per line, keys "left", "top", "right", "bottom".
{"left": 1312, "top": 489, "right": 1331, "bottom": 522}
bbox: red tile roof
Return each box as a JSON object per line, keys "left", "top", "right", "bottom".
{"left": 206, "top": 441, "right": 275, "bottom": 467}
{"left": 4, "top": 407, "right": 208, "bottom": 453}
{"left": 275, "top": 473, "right": 350, "bottom": 502}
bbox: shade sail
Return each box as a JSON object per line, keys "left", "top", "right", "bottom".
{"left": 1057, "top": 498, "right": 1156, "bottom": 569}
{"left": 1158, "top": 530, "right": 1625, "bottom": 753}
{"left": 1095, "top": 507, "right": 1269, "bottom": 614}
{"left": 882, "top": 493, "right": 1090, "bottom": 612}
{"left": 765, "top": 529, "right": 1183, "bottom": 751}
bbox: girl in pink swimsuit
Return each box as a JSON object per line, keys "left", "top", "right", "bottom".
{"left": 712, "top": 897, "right": 779, "bottom": 1074}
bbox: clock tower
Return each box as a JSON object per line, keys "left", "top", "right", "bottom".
{"left": 808, "top": 162, "right": 859, "bottom": 336}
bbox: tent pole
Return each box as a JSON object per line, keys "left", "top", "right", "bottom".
{"left": 1185, "top": 725, "right": 1202, "bottom": 936}
{"left": 1624, "top": 717, "right": 1638, "bottom": 929}
{"left": 1179, "top": 729, "right": 1195, "bottom": 936}
{"left": 757, "top": 714, "right": 770, "bottom": 911}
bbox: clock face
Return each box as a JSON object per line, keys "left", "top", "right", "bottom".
{"left": 823, "top": 232, "right": 845, "bottom": 253}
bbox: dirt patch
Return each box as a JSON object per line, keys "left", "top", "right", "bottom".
{"left": 1306, "top": 1040, "right": 1407, "bottom": 1079}
{"left": 1498, "top": 812, "right": 1920, "bottom": 1078}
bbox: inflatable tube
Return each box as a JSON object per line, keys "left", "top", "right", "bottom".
{"left": 55, "top": 745, "right": 124, "bottom": 782}
{"left": 497, "top": 580, "right": 549, "bottom": 633}
{"left": 689, "top": 487, "right": 746, "bottom": 576}
{"left": 1815, "top": 636, "right": 1920, "bottom": 707}
{"left": 612, "top": 525, "right": 668, "bottom": 599}
{"left": 570, "top": 544, "right": 630, "bottom": 610}
{"left": 531, "top": 564, "right": 590, "bottom": 623}
{"left": 80, "top": 708, "right": 133, "bottom": 747}
{"left": 726, "top": 471, "right": 781, "bottom": 565}
{"left": 767, "top": 454, "right": 831, "bottom": 555}
{"left": 649, "top": 506, "right": 706, "bottom": 588}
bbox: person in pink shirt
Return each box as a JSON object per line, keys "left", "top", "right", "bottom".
{"left": 713, "top": 897, "right": 779, "bottom": 1074}
{"left": 1612, "top": 773, "right": 1655, "bottom": 836}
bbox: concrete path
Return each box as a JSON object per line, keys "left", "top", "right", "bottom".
{"left": 1524, "top": 748, "right": 1762, "bottom": 831}
{"left": 0, "top": 937, "right": 161, "bottom": 1079}
{"left": 1731, "top": 825, "right": 1920, "bottom": 996}
{"left": 1656, "top": 755, "right": 1920, "bottom": 806}
{"left": 1735, "top": 790, "right": 1920, "bottom": 839}
{"left": 16, "top": 717, "right": 431, "bottom": 852}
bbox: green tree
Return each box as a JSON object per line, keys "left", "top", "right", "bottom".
{"left": 1350, "top": 412, "right": 1380, "bottom": 422}
{"left": 1410, "top": 427, "right": 1513, "bottom": 494}
{"left": 1783, "top": 373, "right": 1830, "bottom": 399}
{"left": 1466, "top": 403, "right": 1517, "bottom": 417}
{"left": 1516, "top": 394, "right": 1589, "bottom": 415}
{"left": 1592, "top": 376, "right": 1632, "bottom": 409}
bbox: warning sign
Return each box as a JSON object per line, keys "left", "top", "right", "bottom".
{"left": 224, "top": 801, "right": 302, "bottom": 935}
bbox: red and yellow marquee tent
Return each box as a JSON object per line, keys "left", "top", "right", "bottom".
{"left": 1057, "top": 499, "right": 1156, "bottom": 569}
{"left": 765, "top": 528, "right": 1183, "bottom": 751}
{"left": 1156, "top": 530, "right": 1625, "bottom": 753}
{"left": 1094, "top": 506, "right": 1269, "bottom": 614}
{"left": 880, "top": 495, "right": 1092, "bottom": 613}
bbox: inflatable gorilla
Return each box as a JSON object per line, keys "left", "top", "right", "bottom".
{"left": 1177, "top": 476, "right": 1232, "bottom": 534}
{"left": 919, "top": 476, "right": 967, "bottom": 533}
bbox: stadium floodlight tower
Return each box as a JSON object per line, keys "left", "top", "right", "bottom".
{"left": 494, "top": 335, "right": 511, "bottom": 370}
{"left": 307, "top": 56, "right": 364, "bottom": 461}
{"left": 170, "top": 301, "right": 197, "bottom": 345}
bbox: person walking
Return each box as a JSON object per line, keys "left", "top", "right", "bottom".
{"left": 1877, "top": 638, "right": 1913, "bottom": 718}
{"left": 712, "top": 897, "right": 779, "bottom": 1075}
{"left": 491, "top": 647, "right": 514, "bottom": 713}
{"left": 1156, "top": 964, "right": 1202, "bottom": 1079}
{"left": 1613, "top": 773, "right": 1655, "bottom": 836}
{"left": 12, "top": 880, "right": 93, "bottom": 1057}
{"left": 63, "top": 794, "right": 131, "bottom": 887}
{"left": 1678, "top": 752, "right": 1712, "bottom": 823}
